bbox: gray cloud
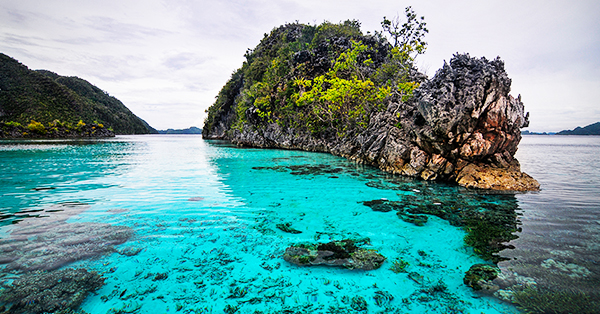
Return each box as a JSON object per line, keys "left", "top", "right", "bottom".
{"left": 163, "top": 52, "right": 210, "bottom": 70}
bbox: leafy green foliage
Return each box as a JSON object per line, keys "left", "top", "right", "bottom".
{"left": 381, "top": 6, "right": 428, "bottom": 57}
{"left": 294, "top": 41, "right": 391, "bottom": 135}
{"left": 204, "top": 9, "right": 428, "bottom": 140}
{"left": 1, "top": 119, "right": 113, "bottom": 138}
{"left": 203, "top": 68, "right": 244, "bottom": 135}
{"left": 76, "top": 120, "right": 86, "bottom": 130}
{"left": 4, "top": 121, "right": 22, "bottom": 127}
{"left": 310, "top": 20, "right": 363, "bottom": 48}
{"left": 27, "top": 120, "right": 46, "bottom": 134}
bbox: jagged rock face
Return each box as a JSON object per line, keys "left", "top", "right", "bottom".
{"left": 414, "top": 55, "right": 525, "bottom": 162}
{"left": 367, "top": 54, "right": 539, "bottom": 191}
{"left": 204, "top": 54, "right": 539, "bottom": 191}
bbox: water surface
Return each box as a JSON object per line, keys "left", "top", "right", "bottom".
{"left": 1, "top": 135, "right": 597, "bottom": 313}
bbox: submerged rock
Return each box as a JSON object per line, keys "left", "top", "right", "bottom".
{"left": 540, "top": 258, "right": 591, "bottom": 279}
{"left": 0, "top": 203, "right": 133, "bottom": 272}
{"left": 464, "top": 264, "right": 500, "bottom": 291}
{"left": 350, "top": 296, "right": 367, "bottom": 311}
{"left": 397, "top": 212, "right": 428, "bottom": 226}
{"left": 0, "top": 268, "right": 105, "bottom": 314}
{"left": 361, "top": 195, "right": 521, "bottom": 263}
{"left": 283, "top": 239, "right": 385, "bottom": 270}
{"left": 362, "top": 199, "right": 398, "bottom": 212}
{"left": 276, "top": 222, "right": 302, "bottom": 234}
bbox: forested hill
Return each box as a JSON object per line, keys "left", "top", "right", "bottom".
{"left": 557, "top": 122, "right": 600, "bottom": 135}
{"left": 0, "top": 53, "right": 157, "bottom": 134}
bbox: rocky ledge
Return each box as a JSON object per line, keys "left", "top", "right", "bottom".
{"left": 204, "top": 54, "right": 539, "bottom": 191}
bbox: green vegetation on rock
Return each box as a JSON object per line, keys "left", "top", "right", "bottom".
{"left": 1, "top": 119, "right": 114, "bottom": 138}
{"left": 0, "top": 53, "right": 156, "bottom": 135}
{"left": 283, "top": 239, "right": 385, "bottom": 270}
{"left": 203, "top": 8, "right": 427, "bottom": 140}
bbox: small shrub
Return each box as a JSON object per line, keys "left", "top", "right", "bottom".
{"left": 4, "top": 121, "right": 22, "bottom": 127}
{"left": 48, "top": 119, "right": 63, "bottom": 127}
{"left": 27, "top": 120, "right": 46, "bottom": 134}
{"left": 76, "top": 120, "right": 86, "bottom": 129}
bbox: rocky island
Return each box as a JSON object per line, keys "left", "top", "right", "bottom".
{"left": 203, "top": 17, "right": 539, "bottom": 191}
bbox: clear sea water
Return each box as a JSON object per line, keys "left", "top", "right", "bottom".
{"left": 0, "top": 135, "right": 598, "bottom": 313}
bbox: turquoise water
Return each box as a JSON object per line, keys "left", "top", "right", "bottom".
{"left": 1, "top": 135, "right": 592, "bottom": 313}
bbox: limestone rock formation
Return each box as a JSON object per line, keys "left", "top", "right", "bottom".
{"left": 333, "top": 54, "right": 539, "bottom": 191}
{"left": 204, "top": 54, "right": 539, "bottom": 191}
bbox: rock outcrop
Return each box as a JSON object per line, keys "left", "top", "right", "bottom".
{"left": 464, "top": 264, "right": 501, "bottom": 291}
{"left": 283, "top": 239, "right": 386, "bottom": 270}
{"left": 204, "top": 54, "right": 538, "bottom": 191}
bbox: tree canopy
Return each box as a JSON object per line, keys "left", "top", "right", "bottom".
{"left": 204, "top": 8, "right": 428, "bottom": 140}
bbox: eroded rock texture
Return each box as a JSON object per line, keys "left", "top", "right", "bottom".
{"left": 362, "top": 54, "right": 540, "bottom": 191}
{"left": 283, "top": 239, "right": 386, "bottom": 270}
{"left": 204, "top": 54, "right": 539, "bottom": 191}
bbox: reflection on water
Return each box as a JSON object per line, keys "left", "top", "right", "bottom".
{"left": 0, "top": 135, "right": 597, "bottom": 313}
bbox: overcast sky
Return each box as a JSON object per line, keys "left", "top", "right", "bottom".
{"left": 1, "top": 0, "right": 598, "bottom": 132}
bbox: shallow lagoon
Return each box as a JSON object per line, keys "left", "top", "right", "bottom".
{"left": 0, "top": 135, "right": 598, "bottom": 313}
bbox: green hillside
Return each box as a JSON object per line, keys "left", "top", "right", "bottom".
{"left": 0, "top": 53, "right": 156, "bottom": 134}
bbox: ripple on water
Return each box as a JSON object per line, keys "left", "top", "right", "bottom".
{"left": 0, "top": 136, "right": 529, "bottom": 313}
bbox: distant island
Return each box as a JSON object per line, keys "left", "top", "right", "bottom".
{"left": 521, "top": 122, "right": 600, "bottom": 135}
{"left": 521, "top": 130, "right": 556, "bottom": 135}
{"left": 0, "top": 53, "right": 157, "bottom": 138}
{"left": 158, "top": 127, "right": 202, "bottom": 134}
{"left": 556, "top": 122, "right": 600, "bottom": 135}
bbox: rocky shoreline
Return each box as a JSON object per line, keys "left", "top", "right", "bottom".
{"left": 203, "top": 54, "right": 539, "bottom": 191}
